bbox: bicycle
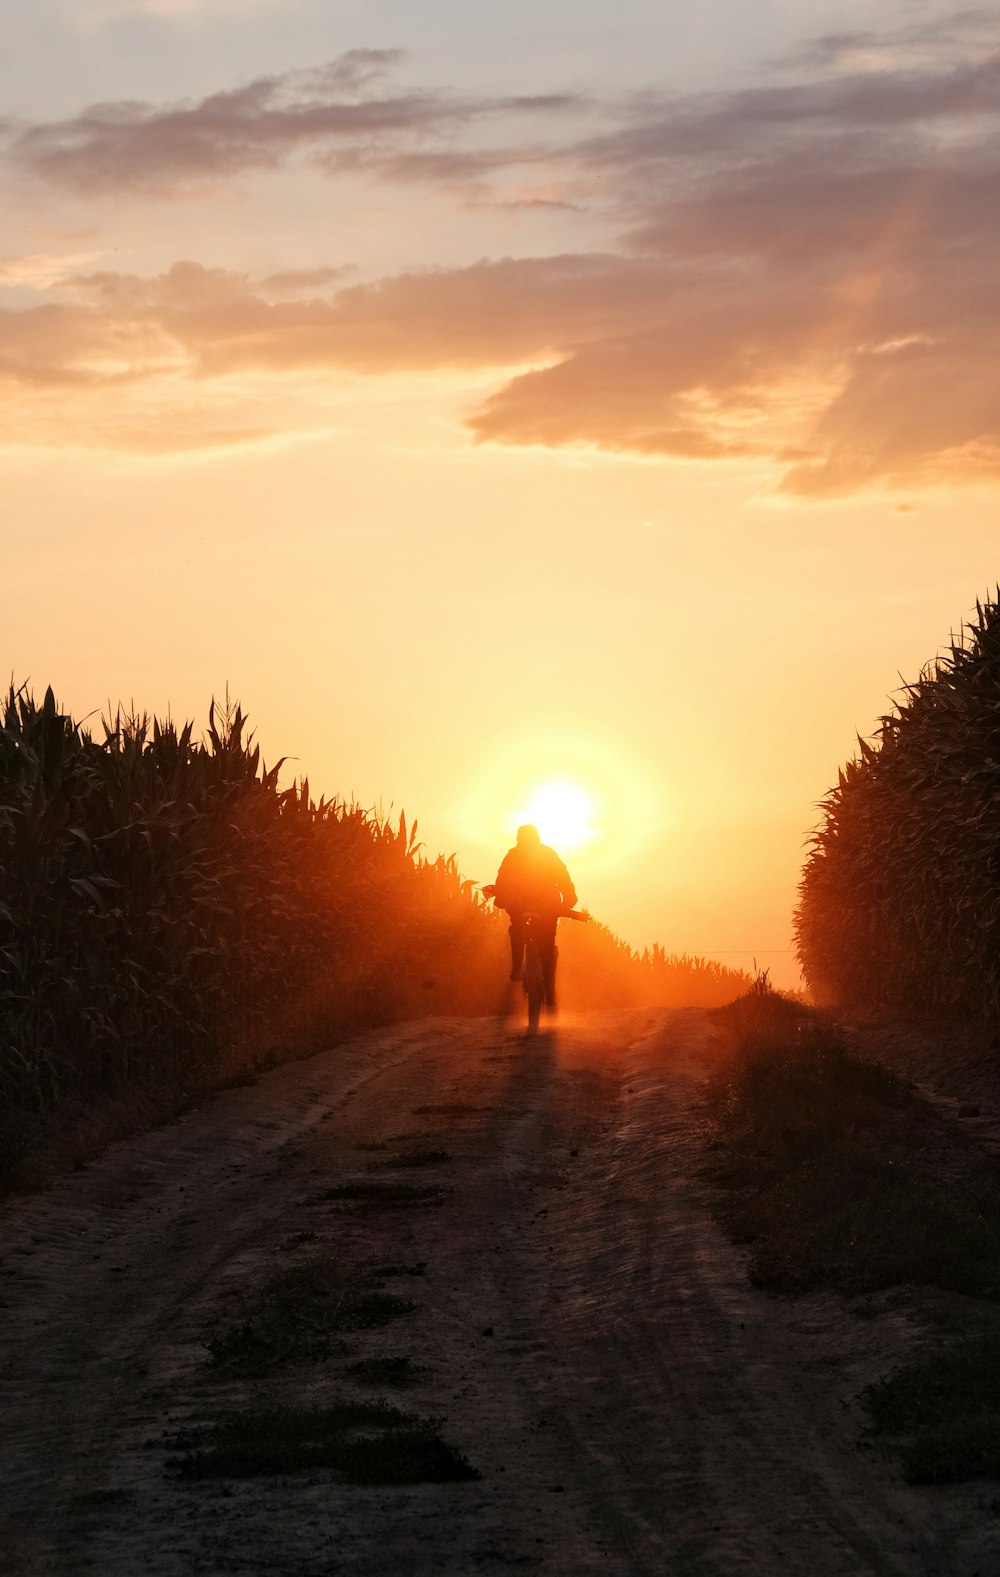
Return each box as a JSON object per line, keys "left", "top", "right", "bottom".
{"left": 481, "top": 885, "right": 588, "bottom": 1033}
{"left": 520, "top": 911, "right": 550, "bottom": 1034}
{"left": 522, "top": 909, "right": 589, "bottom": 1031}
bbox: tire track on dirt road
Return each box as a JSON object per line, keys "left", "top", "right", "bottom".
{"left": 1, "top": 1009, "right": 997, "bottom": 1575}
{"left": 492, "top": 1012, "right": 967, "bottom": 1576}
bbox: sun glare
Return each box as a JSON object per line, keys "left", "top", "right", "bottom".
{"left": 521, "top": 779, "right": 595, "bottom": 851}
{"left": 459, "top": 724, "right": 662, "bottom": 883}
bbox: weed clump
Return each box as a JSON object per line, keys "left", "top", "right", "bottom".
{"left": 862, "top": 1331, "right": 1000, "bottom": 1483}
{"left": 165, "top": 1402, "right": 478, "bottom": 1483}
{"left": 206, "top": 1259, "right": 415, "bottom": 1376}
{"left": 707, "top": 994, "right": 1000, "bottom": 1299}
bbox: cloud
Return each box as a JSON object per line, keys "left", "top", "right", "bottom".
{"left": 79, "top": 0, "right": 292, "bottom": 18}
{"left": 5, "top": 18, "right": 1000, "bottom": 493}
{"left": 5, "top": 52, "right": 582, "bottom": 195}
{"left": 778, "top": 332, "right": 1000, "bottom": 496}
{"left": 257, "top": 265, "right": 352, "bottom": 294}
{"left": 0, "top": 249, "right": 105, "bottom": 289}
{"left": 81, "top": 0, "right": 281, "bottom": 19}
{"left": 780, "top": 9, "right": 1000, "bottom": 73}
{"left": 1, "top": 254, "right": 663, "bottom": 385}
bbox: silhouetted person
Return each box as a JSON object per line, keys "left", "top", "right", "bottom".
{"left": 489, "top": 824, "right": 577, "bottom": 1005}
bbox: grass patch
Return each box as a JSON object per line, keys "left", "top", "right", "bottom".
{"left": 347, "top": 1355, "right": 424, "bottom": 1388}
{"left": 370, "top": 1147, "right": 452, "bottom": 1170}
{"left": 862, "top": 1330, "right": 1000, "bottom": 1483}
{"left": 711, "top": 975, "right": 811, "bottom": 1048}
{"left": 708, "top": 986, "right": 1000, "bottom": 1482}
{"left": 320, "top": 1181, "right": 448, "bottom": 1204}
{"left": 734, "top": 1149, "right": 1000, "bottom": 1297}
{"left": 165, "top": 1402, "right": 478, "bottom": 1483}
{"left": 706, "top": 1000, "right": 1000, "bottom": 1299}
{"left": 206, "top": 1261, "right": 343, "bottom": 1373}
{"left": 206, "top": 1260, "right": 414, "bottom": 1375}
{"left": 710, "top": 1016, "right": 906, "bottom": 1189}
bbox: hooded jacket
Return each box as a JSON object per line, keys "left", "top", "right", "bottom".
{"left": 493, "top": 842, "right": 577, "bottom": 917}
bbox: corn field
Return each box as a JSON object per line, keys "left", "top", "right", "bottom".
{"left": 0, "top": 683, "right": 752, "bottom": 1181}
{"left": 0, "top": 687, "right": 505, "bottom": 1128}
{"left": 796, "top": 592, "right": 1000, "bottom": 1023}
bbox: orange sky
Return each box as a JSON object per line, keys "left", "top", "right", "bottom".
{"left": 4, "top": 4, "right": 1000, "bottom": 989}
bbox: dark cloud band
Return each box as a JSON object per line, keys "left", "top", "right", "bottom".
{"left": 4, "top": 18, "right": 1000, "bottom": 495}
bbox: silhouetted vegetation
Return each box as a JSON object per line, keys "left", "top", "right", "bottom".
{"left": 0, "top": 684, "right": 508, "bottom": 1177}
{"left": 796, "top": 590, "right": 1000, "bottom": 1025}
{"left": 0, "top": 681, "right": 752, "bottom": 1186}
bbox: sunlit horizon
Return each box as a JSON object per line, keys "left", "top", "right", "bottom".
{"left": 5, "top": 2, "right": 1000, "bottom": 995}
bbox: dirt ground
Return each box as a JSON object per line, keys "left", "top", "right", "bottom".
{"left": 2, "top": 1006, "right": 999, "bottom": 1577}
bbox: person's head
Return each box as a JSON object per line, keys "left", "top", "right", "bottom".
{"left": 516, "top": 823, "right": 541, "bottom": 848}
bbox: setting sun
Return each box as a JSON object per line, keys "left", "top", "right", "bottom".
{"left": 521, "top": 780, "right": 596, "bottom": 852}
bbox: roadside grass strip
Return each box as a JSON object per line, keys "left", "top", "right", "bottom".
{"left": 735, "top": 1151, "right": 1000, "bottom": 1299}
{"left": 707, "top": 1006, "right": 1000, "bottom": 1300}
{"left": 206, "top": 1259, "right": 416, "bottom": 1376}
{"left": 164, "top": 1402, "right": 478, "bottom": 1483}
{"left": 708, "top": 986, "right": 1000, "bottom": 1481}
{"left": 862, "top": 1331, "right": 1000, "bottom": 1483}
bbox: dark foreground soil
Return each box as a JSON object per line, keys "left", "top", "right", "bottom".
{"left": 1, "top": 1007, "right": 998, "bottom": 1576}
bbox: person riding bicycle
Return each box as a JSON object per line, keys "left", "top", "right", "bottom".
{"left": 488, "top": 823, "right": 577, "bottom": 1004}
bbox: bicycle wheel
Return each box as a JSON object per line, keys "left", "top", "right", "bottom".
{"left": 524, "top": 941, "right": 545, "bottom": 1033}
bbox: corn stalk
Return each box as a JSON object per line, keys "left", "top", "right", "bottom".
{"left": 795, "top": 592, "right": 1000, "bottom": 1023}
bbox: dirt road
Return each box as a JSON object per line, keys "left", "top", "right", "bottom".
{"left": 1, "top": 1009, "right": 997, "bottom": 1576}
